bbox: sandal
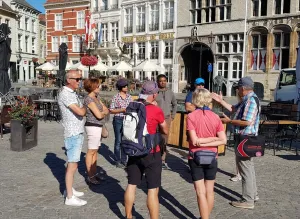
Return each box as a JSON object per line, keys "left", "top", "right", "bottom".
{"left": 87, "top": 175, "right": 101, "bottom": 185}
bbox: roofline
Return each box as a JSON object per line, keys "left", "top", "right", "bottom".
{"left": 0, "top": 7, "right": 18, "bottom": 15}
{"left": 44, "top": 0, "right": 90, "bottom": 8}
{"left": 11, "top": 1, "right": 41, "bottom": 13}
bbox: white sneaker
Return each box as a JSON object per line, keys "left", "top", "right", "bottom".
{"left": 230, "top": 175, "right": 242, "bottom": 182}
{"left": 65, "top": 195, "right": 87, "bottom": 206}
{"left": 63, "top": 188, "right": 84, "bottom": 198}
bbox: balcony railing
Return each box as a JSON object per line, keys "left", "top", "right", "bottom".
{"left": 124, "top": 26, "right": 133, "bottom": 34}
{"left": 150, "top": 52, "right": 158, "bottom": 59}
{"left": 136, "top": 25, "right": 145, "bottom": 32}
{"left": 164, "top": 52, "right": 173, "bottom": 59}
{"left": 100, "top": 6, "right": 108, "bottom": 11}
{"left": 93, "top": 7, "right": 99, "bottom": 12}
{"left": 137, "top": 53, "right": 145, "bottom": 59}
{"left": 110, "top": 4, "right": 118, "bottom": 9}
{"left": 149, "top": 23, "right": 159, "bottom": 31}
{"left": 163, "top": 21, "right": 173, "bottom": 30}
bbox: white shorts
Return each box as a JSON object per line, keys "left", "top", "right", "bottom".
{"left": 85, "top": 126, "right": 102, "bottom": 150}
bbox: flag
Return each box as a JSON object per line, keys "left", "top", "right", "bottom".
{"left": 85, "top": 13, "right": 90, "bottom": 44}
{"left": 98, "top": 23, "right": 102, "bottom": 45}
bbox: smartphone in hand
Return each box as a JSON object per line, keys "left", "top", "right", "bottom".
{"left": 219, "top": 113, "right": 225, "bottom": 118}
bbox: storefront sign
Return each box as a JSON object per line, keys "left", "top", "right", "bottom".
{"left": 149, "top": 34, "right": 157, "bottom": 41}
{"left": 122, "top": 36, "right": 134, "bottom": 43}
{"left": 159, "top": 33, "right": 174, "bottom": 40}
{"left": 136, "top": 36, "right": 147, "bottom": 42}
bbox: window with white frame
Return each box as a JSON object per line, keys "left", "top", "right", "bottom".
{"left": 124, "top": 8, "right": 133, "bottom": 33}
{"left": 138, "top": 42, "right": 146, "bottom": 59}
{"left": 252, "top": 0, "right": 267, "bottom": 16}
{"left": 40, "top": 45, "right": 44, "bottom": 58}
{"left": 25, "top": 17, "right": 29, "bottom": 30}
{"left": 52, "top": 36, "right": 59, "bottom": 52}
{"left": 55, "top": 14, "right": 63, "bottom": 31}
{"left": 73, "top": 35, "right": 83, "bottom": 52}
{"left": 251, "top": 34, "right": 267, "bottom": 70}
{"left": 274, "top": 0, "right": 290, "bottom": 14}
{"left": 25, "top": 36, "right": 29, "bottom": 52}
{"left": 232, "top": 60, "right": 242, "bottom": 79}
{"left": 126, "top": 43, "right": 133, "bottom": 58}
{"left": 150, "top": 42, "right": 159, "bottom": 59}
{"left": 102, "top": 23, "right": 108, "bottom": 42}
{"left": 164, "top": 65, "right": 172, "bottom": 82}
{"left": 32, "top": 20, "right": 35, "bottom": 32}
{"left": 164, "top": 41, "right": 173, "bottom": 58}
{"left": 136, "top": 6, "right": 145, "bottom": 32}
{"left": 151, "top": 71, "right": 159, "bottom": 81}
{"left": 190, "top": 0, "right": 231, "bottom": 24}
{"left": 217, "top": 34, "right": 243, "bottom": 54}
{"left": 61, "top": 36, "right": 68, "bottom": 44}
{"left": 217, "top": 61, "right": 228, "bottom": 79}
{"left": 44, "top": 45, "right": 47, "bottom": 58}
{"left": 32, "top": 37, "right": 35, "bottom": 54}
{"left": 77, "top": 11, "right": 85, "bottom": 29}
{"left": 163, "top": 1, "right": 174, "bottom": 29}
{"left": 273, "top": 31, "right": 290, "bottom": 70}
{"left": 18, "top": 35, "right": 22, "bottom": 51}
{"left": 150, "top": 4, "right": 159, "bottom": 31}
{"left": 111, "top": 22, "right": 118, "bottom": 42}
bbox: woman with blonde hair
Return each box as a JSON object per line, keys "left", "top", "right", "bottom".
{"left": 83, "top": 78, "right": 109, "bottom": 185}
{"left": 186, "top": 88, "right": 227, "bottom": 219}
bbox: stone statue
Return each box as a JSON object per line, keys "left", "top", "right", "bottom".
{"left": 118, "top": 41, "right": 130, "bottom": 60}
{"left": 213, "top": 72, "right": 227, "bottom": 94}
{"left": 191, "top": 26, "right": 198, "bottom": 37}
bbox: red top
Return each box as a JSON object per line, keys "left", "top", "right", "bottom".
{"left": 145, "top": 104, "right": 165, "bottom": 153}
{"left": 186, "top": 110, "right": 224, "bottom": 159}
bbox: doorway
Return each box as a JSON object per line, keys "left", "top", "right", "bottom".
{"left": 180, "top": 42, "right": 214, "bottom": 90}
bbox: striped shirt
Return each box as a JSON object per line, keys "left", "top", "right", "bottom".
{"left": 233, "top": 92, "right": 260, "bottom": 135}
{"left": 109, "top": 93, "right": 132, "bottom": 117}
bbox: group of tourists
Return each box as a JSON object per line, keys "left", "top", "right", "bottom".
{"left": 57, "top": 69, "right": 260, "bottom": 219}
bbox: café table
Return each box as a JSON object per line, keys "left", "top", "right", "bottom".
{"left": 33, "top": 99, "right": 59, "bottom": 121}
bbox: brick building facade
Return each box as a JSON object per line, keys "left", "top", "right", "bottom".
{"left": 44, "top": 0, "right": 90, "bottom": 65}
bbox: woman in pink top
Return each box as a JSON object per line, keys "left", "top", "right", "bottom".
{"left": 187, "top": 89, "right": 227, "bottom": 219}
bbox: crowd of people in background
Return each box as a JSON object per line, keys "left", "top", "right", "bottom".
{"left": 58, "top": 69, "right": 260, "bottom": 219}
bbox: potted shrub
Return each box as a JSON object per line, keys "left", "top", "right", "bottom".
{"left": 9, "top": 97, "right": 39, "bottom": 151}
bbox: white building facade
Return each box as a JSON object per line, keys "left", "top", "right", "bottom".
{"left": 91, "top": 0, "right": 122, "bottom": 72}
{"left": 10, "top": 0, "right": 40, "bottom": 83}
{"left": 121, "top": 0, "right": 177, "bottom": 90}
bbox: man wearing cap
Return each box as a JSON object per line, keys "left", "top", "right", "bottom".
{"left": 124, "top": 81, "right": 168, "bottom": 219}
{"left": 185, "top": 78, "right": 205, "bottom": 112}
{"left": 211, "top": 76, "right": 260, "bottom": 209}
{"left": 110, "top": 78, "right": 133, "bottom": 168}
{"left": 156, "top": 74, "right": 177, "bottom": 170}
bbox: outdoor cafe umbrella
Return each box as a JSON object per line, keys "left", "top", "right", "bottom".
{"left": 0, "top": 23, "right": 12, "bottom": 95}
{"left": 57, "top": 43, "right": 68, "bottom": 87}
{"left": 108, "top": 61, "right": 132, "bottom": 72}
{"left": 35, "top": 62, "right": 56, "bottom": 71}
{"left": 132, "top": 59, "right": 164, "bottom": 72}
{"left": 91, "top": 61, "right": 108, "bottom": 71}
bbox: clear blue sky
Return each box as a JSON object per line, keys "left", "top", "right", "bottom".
{"left": 27, "top": 0, "right": 46, "bottom": 13}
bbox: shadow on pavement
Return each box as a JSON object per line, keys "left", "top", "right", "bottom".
{"left": 44, "top": 152, "right": 66, "bottom": 195}
{"left": 89, "top": 175, "right": 143, "bottom": 219}
{"left": 214, "top": 183, "right": 242, "bottom": 201}
{"left": 217, "top": 168, "right": 235, "bottom": 178}
{"left": 159, "top": 187, "right": 198, "bottom": 219}
{"left": 99, "top": 143, "right": 116, "bottom": 165}
{"left": 277, "top": 154, "right": 300, "bottom": 161}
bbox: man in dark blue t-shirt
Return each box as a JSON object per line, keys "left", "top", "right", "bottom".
{"left": 185, "top": 78, "right": 205, "bottom": 112}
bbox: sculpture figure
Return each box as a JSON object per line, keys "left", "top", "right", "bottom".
{"left": 213, "top": 72, "right": 227, "bottom": 94}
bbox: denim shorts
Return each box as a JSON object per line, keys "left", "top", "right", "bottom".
{"left": 64, "top": 134, "right": 84, "bottom": 162}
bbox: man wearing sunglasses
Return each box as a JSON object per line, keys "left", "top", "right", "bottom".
{"left": 58, "top": 70, "right": 87, "bottom": 206}
{"left": 185, "top": 78, "right": 205, "bottom": 112}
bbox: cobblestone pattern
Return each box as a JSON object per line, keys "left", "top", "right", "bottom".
{"left": 0, "top": 120, "right": 299, "bottom": 219}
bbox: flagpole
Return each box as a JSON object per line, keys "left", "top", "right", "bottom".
{"left": 242, "top": 0, "right": 248, "bottom": 77}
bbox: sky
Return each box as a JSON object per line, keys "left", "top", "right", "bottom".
{"left": 27, "top": 0, "right": 46, "bottom": 13}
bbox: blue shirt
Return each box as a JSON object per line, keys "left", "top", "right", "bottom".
{"left": 185, "top": 91, "right": 193, "bottom": 103}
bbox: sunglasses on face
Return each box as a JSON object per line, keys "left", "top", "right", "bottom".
{"left": 196, "top": 83, "right": 205, "bottom": 86}
{"left": 69, "top": 78, "right": 83, "bottom": 82}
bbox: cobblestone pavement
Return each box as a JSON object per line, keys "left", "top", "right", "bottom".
{"left": 0, "top": 120, "right": 299, "bottom": 219}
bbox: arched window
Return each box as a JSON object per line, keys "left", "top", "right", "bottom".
{"left": 272, "top": 25, "right": 291, "bottom": 70}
